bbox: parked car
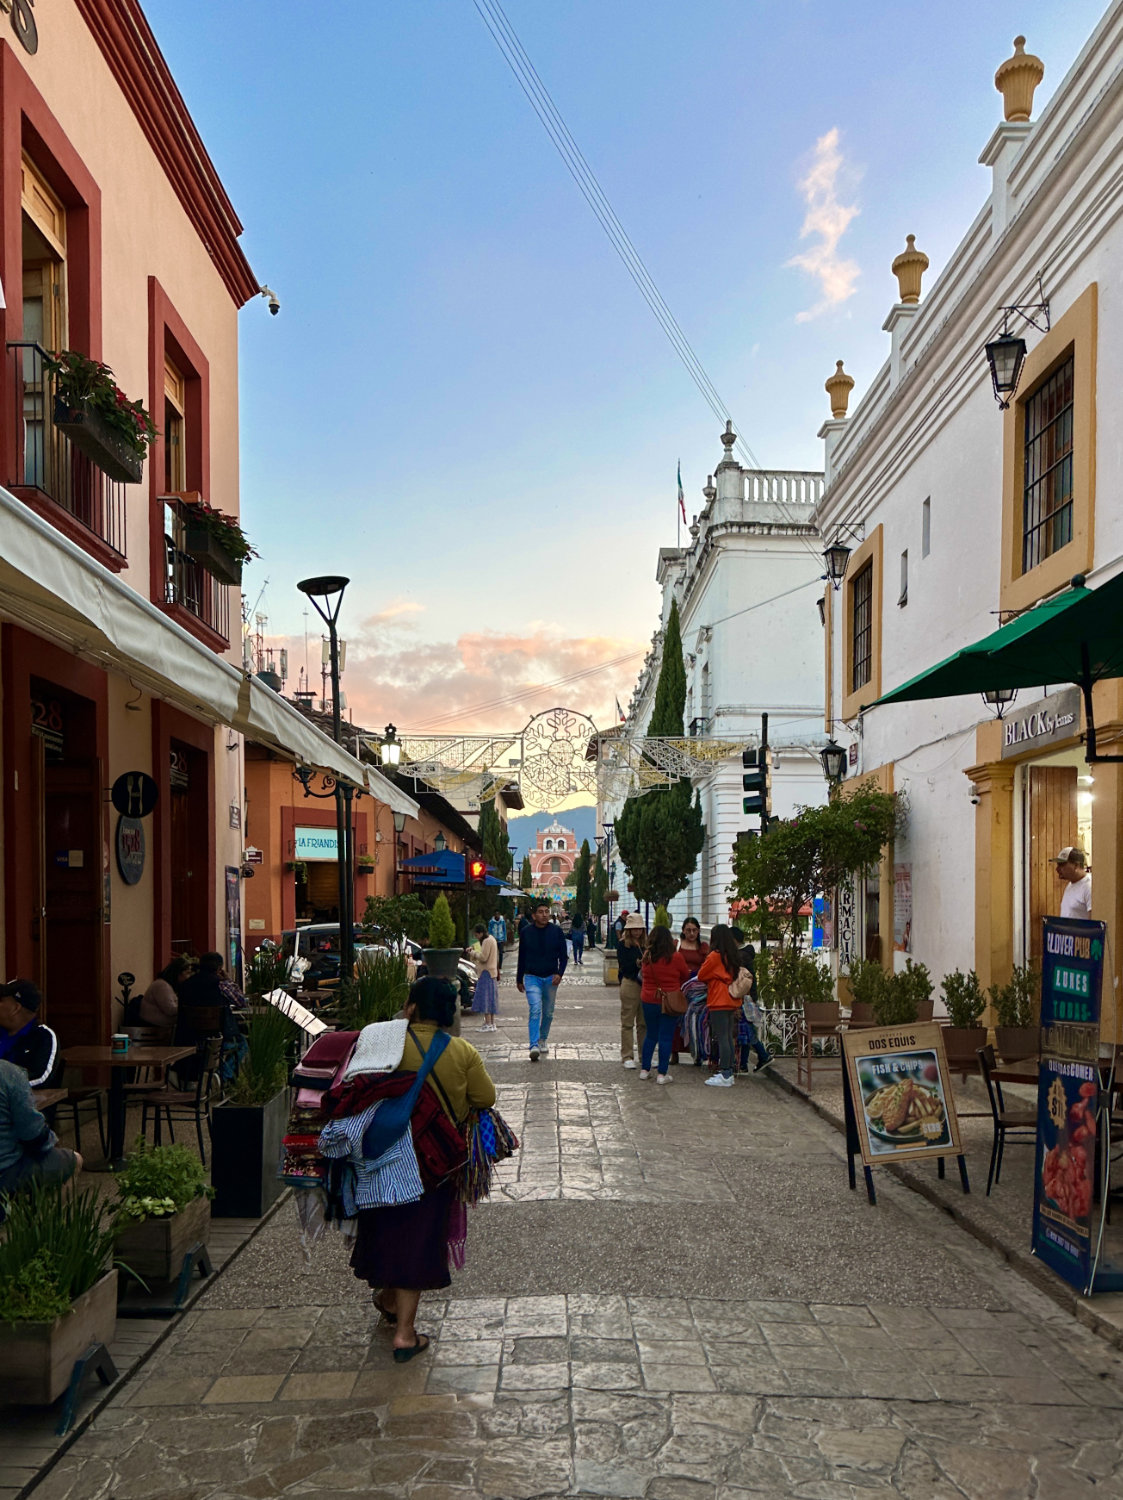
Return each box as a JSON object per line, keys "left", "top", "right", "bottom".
{"left": 278, "top": 924, "right": 476, "bottom": 1008}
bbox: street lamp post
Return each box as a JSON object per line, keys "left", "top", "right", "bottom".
{"left": 297, "top": 574, "right": 355, "bottom": 981}
{"left": 391, "top": 810, "right": 406, "bottom": 894}
{"left": 602, "top": 821, "right": 615, "bottom": 948}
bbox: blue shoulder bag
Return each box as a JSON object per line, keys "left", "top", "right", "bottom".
{"left": 360, "top": 1029, "right": 451, "bottom": 1162}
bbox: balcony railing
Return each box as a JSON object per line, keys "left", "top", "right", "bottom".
{"left": 164, "top": 501, "right": 230, "bottom": 642}
{"left": 7, "top": 342, "right": 127, "bottom": 557}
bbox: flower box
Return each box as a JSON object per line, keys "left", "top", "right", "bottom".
{"left": 0, "top": 1270, "right": 118, "bottom": 1407}
{"left": 113, "top": 1197, "right": 211, "bottom": 1284}
{"left": 184, "top": 523, "right": 243, "bottom": 587}
{"left": 53, "top": 397, "right": 143, "bottom": 484}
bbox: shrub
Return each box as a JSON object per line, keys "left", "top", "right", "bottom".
{"left": 848, "top": 957, "right": 889, "bottom": 1013}
{"left": 758, "top": 948, "right": 834, "bottom": 1008}
{"left": 989, "top": 965, "right": 1039, "bottom": 1028}
{"left": 336, "top": 948, "right": 410, "bottom": 1029}
{"left": 0, "top": 1184, "right": 118, "bottom": 1322}
{"left": 112, "top": 1139, "right": 212, "bottom": 1226}
{"left": 228, "top": 1005, "right": 296, "bottom": 1105}
{"left": 894, "top": 958, "right": 933, "bottom": 1016}
{"left": 246, "top": 947, "right": 289, "bottom": 999}
{"left": 362, "top": 893, "right": 430, "bottom": 945}
{"left": 428, "top": 894, "right": 456, "bottom": 949}
{"left": 941, "top": 969, "right": 986, "bottom": 1029}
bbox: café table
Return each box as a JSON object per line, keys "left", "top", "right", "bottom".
{"left": 63, "top": 1044, "right": 195, "bottom": 1166}
{"left": 31, "top": 1087, "right": 68, "bottom": 1111}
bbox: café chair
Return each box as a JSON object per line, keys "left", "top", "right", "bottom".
{"left": 59, "top": 1076, "right": 108, "bottom": 1158}
{"left": 796, "top": 1002, "right": 841, "bottom": 1089}
{"left": 139, "top": 1037, "right": 222, "bottom": 1163}
{"left": 977, "top": 1045, "right": 1036, "bottom": 1195}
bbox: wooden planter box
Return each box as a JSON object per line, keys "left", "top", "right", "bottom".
{"left": 183, "top": 523, "right": 243, "bottom": 587}
{"left": 942, "top": 1026, "right": 988, "bottom": 1073}
{"left": 53, "top": 398, "right": 144, "bottom": 485}
{"left": 114, "top": 1196, "right": 210, "bottom": 1284}
{"left": 0, "top": 1270, "right": 118, "bottom": 1406}
{"left": 995, "top": 1026, "right": 1038, "bottom": 1063}
{"left": 210, "top": 1089, "right": 288, "bottom": 1219}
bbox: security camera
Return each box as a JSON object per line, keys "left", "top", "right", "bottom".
{"left": 968, "top": 782, "right": 981, "bottom": 806}
{"left": 259, "top": 284, "right": 280, "bottom": 317}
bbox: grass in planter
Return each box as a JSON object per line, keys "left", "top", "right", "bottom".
{"left": 332, "top": 949, "right": 410, "bottom": 1030}
{"left": 112, "top": 1138, "right": 213, "bottom": 1227}
{"left": 228, "top": 1004, "right": 297, "bottom": 1106}
{"left": 0, "top": 1183, "right": 119, "bottom": 1323}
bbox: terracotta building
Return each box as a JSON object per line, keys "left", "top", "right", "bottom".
{"left": 528, "top": 820, "right": 578, "bottom": 892}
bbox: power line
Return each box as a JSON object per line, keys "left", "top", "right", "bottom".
{"left": 470, "top": 0, "right": 825, "bottom": 567}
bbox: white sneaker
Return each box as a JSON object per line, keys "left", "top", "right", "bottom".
{"left": 656, "top": 1073, "right": 672, "bottom": 1085}
{"left": 638, "top": 1069, "right": 651, "bottom": 1080}
{"left": 705, "top": 1074, "right": 734, "bottom": 1088}
{"left": 623, "top": 1059, "right": 637, "bottom": 1070}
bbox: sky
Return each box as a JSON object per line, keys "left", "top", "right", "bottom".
{"left": 146, "top": 0, "right": 1107, "bottom": 745}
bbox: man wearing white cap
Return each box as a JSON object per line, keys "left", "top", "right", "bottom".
{"left": 1055, "top": 847, "right": 1092, "bottom": 921}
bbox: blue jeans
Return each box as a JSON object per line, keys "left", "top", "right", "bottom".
{"left": 572, "top": 934, "right": 585, "bottom": 961}
{"left": 523, "top": 974, "right": 558, "bottom": 1049}
{"left": 640, "top": 1001, "right": 678, "bottom": 1075}
{"left": 739, "top": 1022, "right": 769, "bottom": 1070}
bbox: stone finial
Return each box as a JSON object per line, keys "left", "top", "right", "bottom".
{"left": 719, "top": 420, "right": 737, "bottom": 457}
{"left": 825, "top": 360, "right": 855, "bottom": 419}
{"left": 891, "top": 235, "right": 929, "bottom": 304}
{"left": 995, "top": 36, "right": 1044, "bottom": 123}
{"left": 702, "top": 474, "right": 716, "bottom": 503}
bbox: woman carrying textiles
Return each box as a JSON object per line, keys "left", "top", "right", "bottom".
{"left": 349, "top": 977, "right": 496, "bottom": 1362}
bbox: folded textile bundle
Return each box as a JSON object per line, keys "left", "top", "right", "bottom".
{"left": 340, "top": 1017, "right": 410, "bottom": 1082}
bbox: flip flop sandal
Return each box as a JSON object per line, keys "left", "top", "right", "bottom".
{"left": 372, "top": 1294, "right": 398, "bottom": 1325}
{"left": 393, "top": 1334, "right": 431, "bottom": 1364}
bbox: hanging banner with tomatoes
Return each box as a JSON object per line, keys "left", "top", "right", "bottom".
{"left": 1032, "top": 916, "right": 1106, "bottom": 1293}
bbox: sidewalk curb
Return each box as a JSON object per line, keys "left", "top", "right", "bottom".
{"left": 765, "top": 1065, "right": 1123, "bottom": 1354}
{"left": 20, "top": 1188, "right": 294, "bottom": 1500}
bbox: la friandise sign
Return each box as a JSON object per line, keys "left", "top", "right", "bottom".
{"left": 1000, "top": 687, "right": 1080, "bottom": 759}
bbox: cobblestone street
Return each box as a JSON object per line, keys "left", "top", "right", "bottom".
{"left": 29, "top": 974, "right": 1123, "bottom": 1498}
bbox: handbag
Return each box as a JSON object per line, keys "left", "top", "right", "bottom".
{"left": 728, "top": 966, "right": 754, "bottom": 1000}
{"left": 657, "top": 986, "right": 688, "bottom": 1017}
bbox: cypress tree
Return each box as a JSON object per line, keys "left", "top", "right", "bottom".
{"left": 573, "top": 838, "right": 592, "bottom": 915}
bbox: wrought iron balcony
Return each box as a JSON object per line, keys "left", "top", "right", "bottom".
{"left": 164, "top": 500, "right": 231, "bottom": 643}
{"left": 7, "top": 342, "right": 127, "bottom": 559}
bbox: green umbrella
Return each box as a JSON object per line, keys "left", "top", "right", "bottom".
{"left": 874, "top": 572, "right": 1123, "bottom": 760}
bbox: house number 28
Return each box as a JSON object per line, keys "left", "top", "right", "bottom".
{"left": 0, "top": 0, "right": 38, "bottom": 56}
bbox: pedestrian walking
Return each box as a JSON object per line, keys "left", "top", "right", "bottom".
{"left": 616, "top": 913, "right": 647, "bottom": 1069}
{"left": 470, "top": 924, "right": 500, "bottom": 1031}
{"left": 729, "top": 926, "right": 773, "bottom": 1074}
{"left": 349, "top": 977, "right": 496, "bottom": 1362}
{"left": 639, "top": 925, "right": 691, "bottom": 1083}
{"left": 488, "top": 910, "right": 508, "bottom": 971}
{"left": 570, "top": 912, "right": 586, "bottom": 965}
{"left": 697, "top": 925, "right": 744, "bottom": 1088}
{"left": 516, "top": 901, "right": 567, "bottom": 1061}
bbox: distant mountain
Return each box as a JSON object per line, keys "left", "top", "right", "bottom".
{"left": 506, "top": 805, "right": 597, "bottom": 856}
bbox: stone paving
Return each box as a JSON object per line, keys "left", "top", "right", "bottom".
{"left": 25, "top": 976, "right": 1123, "bottom": 1498}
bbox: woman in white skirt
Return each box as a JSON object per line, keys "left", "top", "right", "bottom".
{"left": 471, "top": 923, "right": 500, "bottom": 1030}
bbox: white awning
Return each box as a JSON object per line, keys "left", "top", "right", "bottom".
{"left": 0, "top": 488, "right": 419, "bottom": 818}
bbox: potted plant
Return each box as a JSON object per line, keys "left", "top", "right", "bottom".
{"left": 848, "top": 956, "right": 889, "bottom": 1023}
{"left": 332, "top": 948, "right": 410, "bottom": 1029}
{"left": 894, "top": 957, "right": 934, "bottom": 1023}
{"left": 211, "top": 989, "right": 296, "bottom": 1219}
{"left": 940, "top": 969, "right": 988, "bottom": 1071}
{"left": 423, "top": 893, "right": 461, "bottom": 980}
{"left": 44, "top": 350, "right": 155, "bottom": 485}
{"left": 111, "top": 1139, "right": 214, "bottom": 1284}
{"left": 356, "top": 855, "right": 376, "bottom": 877}
{"left": 990, "top": 965, "right": 1039, "bottom": 1062}
{"left": 0, "top": 1185, "right": 120, "bottom": 1406}
{"left": 180, "top": 497, "right": 258, "bottom": 587}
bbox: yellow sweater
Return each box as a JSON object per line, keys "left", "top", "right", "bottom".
{"left": 399, "top": 1022, "right": 496, "bottom": 1123}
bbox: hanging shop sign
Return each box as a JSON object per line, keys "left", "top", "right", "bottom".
{"left": 1001, "top": 687, "right": 1081, "bottom": 759}
{"left": 115, "top": 816, "right": 145, "bottom": 885}
{"left": 110, "top": 771, "right": 159, "bottom": 818}
{"left": 1, "top": 1, "right": 38, "bottom": 55}
{"left": 294, "top": 826, "right": 339, "bottom": 861}
{"left": 1031, "top": 916, "right": 1122, "bottom": 1294}
{"left": 841, "top": 1022, "right": 967, "bottom": 1204}
{"left": 893, "top": 864, "right": 913, "bottom": 954}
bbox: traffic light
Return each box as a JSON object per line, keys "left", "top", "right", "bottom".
{"left": 741, "top": 746, "right": 772, "bottom": 821}
{"left": 468, "top": 857, "right": 488, "bottom": 886}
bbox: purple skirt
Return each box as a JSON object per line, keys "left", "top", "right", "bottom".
{"left": 350, "top": 1183, "right": 455, "bottom": 1291}
{"left": 473, "top": 971, "right": 499, "bottom": 1014}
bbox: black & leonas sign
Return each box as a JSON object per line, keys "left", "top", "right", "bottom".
{"left": 1001, "top": 687, "right": 1080, "bottom": 758}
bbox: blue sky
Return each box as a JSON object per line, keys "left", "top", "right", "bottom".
{"left": 147, "top": 0, "right": 1106, "bottom": 735}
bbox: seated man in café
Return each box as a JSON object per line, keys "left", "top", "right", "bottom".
{"left": 174, "top": 952, "right": 247, "bottom": 1082}
{"left": 0, "top": 1057, "right": 81, "bottom": 1198}
{"left": 0, "top": 979, "right": 62, "bottom": 1089}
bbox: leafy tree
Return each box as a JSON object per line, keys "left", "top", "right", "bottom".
{"left": 590, "top": 847, "right": 608, "bottom": 918}
{"left": 478, "top": 796, "right": 513, "bottom": 878}
{"left": 731, "top": 784, "right": 902, "bottom": 949}
{"left": 520, "top": 854, "right": 532, "bottom": 890}
{"left": 614, "top": 600, "right": 706, "bottom": 907}
{"left": 573, "top": 839, "right": 592, "bottom": 915}
{"left": 361, "top": 892, "right": 430, "bottom": 944}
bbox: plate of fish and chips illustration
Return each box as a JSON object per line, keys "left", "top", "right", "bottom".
{"left": 856, "top": 1052, "right": 950, "bottom": 1150}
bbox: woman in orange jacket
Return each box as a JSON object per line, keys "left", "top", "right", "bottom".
{"left": 696, "top": 924, "right": 745, "bottom": 1088}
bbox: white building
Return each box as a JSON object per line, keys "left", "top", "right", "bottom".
{"left": 816, "top": 17, "right": 1123, "bottom": 1023}
{"left": 606, "top": 424, "right": 830, "bottom": 928}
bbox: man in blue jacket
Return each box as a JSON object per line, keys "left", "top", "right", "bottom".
{"left": 516, "top": 901, "right": 567, "bottom": 1061}
{"left": 0, "top": 1059, "right": 81, "bottom": 1199}
{"left": 487, "top": 911, "right": 508, "bottom": 971}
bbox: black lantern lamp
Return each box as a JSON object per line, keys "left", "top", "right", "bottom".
{"left": 816, "top": 596, "right": 826, "bottom": 627}
{"left": 983, "top": 687, "right": 1018, "bottom": 719}
{"left": 820, "top": 740, "right": 847, "bottom": 784}
{"left": 380, "top": 722, "right": 402, "bottom": 768}
{"left": 823, "top": 540, "right": 852, "bottom": 590}
{"left": 984, "top": 330, "right": 1028, "bottom": 409}
{"left": 433, "top": 831, "right": 447, "bottom": 854}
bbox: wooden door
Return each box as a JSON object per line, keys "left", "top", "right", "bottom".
{"left": 42, "top": 758, "right": 103, "bottom": 1045}
{"left": 29, "top": 732, "right": 47, "bottom": 994}
{"left": 1028, "top": 765, "right": 1078, "bottom": 972}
